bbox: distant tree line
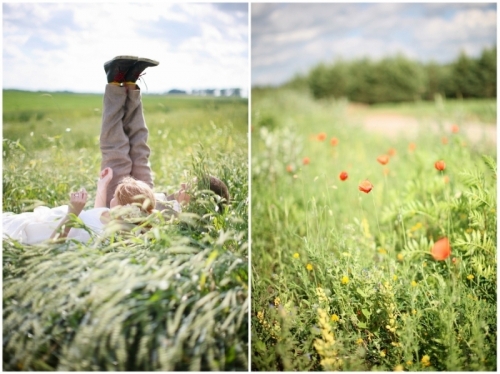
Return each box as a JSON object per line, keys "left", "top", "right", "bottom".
{"left": 283, "top": 46, "right": 496, "bottom": 104}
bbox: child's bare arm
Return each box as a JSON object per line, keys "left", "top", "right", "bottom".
{"left": 94, "top": 167, "right": 113, "bottom": 208}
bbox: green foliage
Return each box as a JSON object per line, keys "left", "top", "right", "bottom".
{"left": 3, "top": 90, "right": 248, "bottom": 370}
{"left": 251, "top": 88, "right": 496, "bottom": 371}
{"left": 299, "top": 46, "right": 497, "bottom": 104}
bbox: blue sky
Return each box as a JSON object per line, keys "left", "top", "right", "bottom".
{"left": 3, "top": 3, "right": 248, "bottom": 94}
{"left": 252, "top": 3, "right": 497, "bottom": 86}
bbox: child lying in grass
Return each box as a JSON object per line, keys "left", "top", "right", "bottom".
{"left": 2, "top": 55, "right": 229, "bottom": 244}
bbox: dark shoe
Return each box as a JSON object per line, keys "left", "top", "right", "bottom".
{"left": 124, "top": 57, "right": 159, "bottom": 83}
{"left": 104, "top": 55, "right": 138, "bottom": 83}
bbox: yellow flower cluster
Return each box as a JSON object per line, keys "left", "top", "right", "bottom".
{"left": 341, "top": 276, "right": 349, "bottom": 285}
{"left": 306, "top": 263, "right": 313, "bottom": 271}
{"left": 256, "top": 310, "right": 281, "bottom": 341}
{"left": 421, "top": 354, "right": 431, "bottom": 367}
{"left": 313, "top": 308, "right": 343, "bottom": 370}
{"left": 315, "top": 287, "right": 329, "bottom": 304}
{"left": 380, "top": 282, "right": 398, "bottom": 337}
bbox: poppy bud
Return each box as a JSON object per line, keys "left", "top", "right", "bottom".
{"left": 359, "top": 180, "right": 373, "bottom": 193}
{"left": 286, "top": 165, "right": 293, "bottom": 173}
{"left": 330, "top": 137, "right": 339, "bottom": 146}
{"left": 303, "top": 157, "right": 310, "bottom": 165}
{"left": 317, "top": 132, "right": 326, "bottom": 141}
{"left": 339, "top": 171, "right": 348, "bottom": 181}
{"left": 435, "top": 160, "right": 446, "bottom": 171}
{"left": 431, "top": 237, "right": 451, "bottom": 261}
{"left": 451, "top": 124, "right": 459, "bottom": 133}
{"left": 377, "top": 155, "right": 389, "bottom": 165}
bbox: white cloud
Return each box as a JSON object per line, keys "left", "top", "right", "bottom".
{"left": 3, "top": 3, "right": 248, "bottom": 93}
{"left": 252, "top": 3, "right": 496, "bottom": 86}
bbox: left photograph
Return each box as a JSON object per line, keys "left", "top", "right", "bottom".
{"left": 3, "top": 3, "right": 249, "bottom": 371}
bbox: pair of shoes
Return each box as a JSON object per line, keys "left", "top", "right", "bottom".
{"left": 104, "top": 55, "right": 159, "bottom": 84}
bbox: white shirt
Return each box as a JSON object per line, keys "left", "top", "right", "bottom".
{"left": 3, "top": 206, "right": 109, "bottom": 244}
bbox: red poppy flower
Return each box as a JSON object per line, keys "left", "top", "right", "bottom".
{"left": 431, "top": 237, "right": 451, "bottom": 261}
{"left": 339, "top": 171, "right": 348, "bottom": 181}
{"left": 330, "top": 137, "right": 339, "bottom": 146}
{"left": 408, "top": 142, "right": 416, "bottom": 152}
{"left": 286, "top": 165, "right": 293, "bottom": 173}
{"left": 388, "top": 148, "right": 396, "bottom": 157}
{"left": 303, "top": 157, "right": 310, "bottom": 165}
{"left": 377, "top": 155, "right": 389, "bottom": 165}
{"left": 359, "top": 180, "right": 373, "bottom": 193}
{"left": 451, "top": 124, "right": 459, "bottom": 133}
{"left": 435, "top": 160, "right": 446, "bottom": 171}
{"left": 317, "top": 132, "right": 327, "bottom": 141}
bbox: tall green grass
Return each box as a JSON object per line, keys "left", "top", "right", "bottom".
{"left": 251, "top": 89, "right": 496, "bottom": 371}
{"left": 3, "top": 89, "right": 248, "bottom": 371}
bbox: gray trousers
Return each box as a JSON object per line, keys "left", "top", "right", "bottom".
{"left": 100, "top": 84, "right": 153, "bottom": 207}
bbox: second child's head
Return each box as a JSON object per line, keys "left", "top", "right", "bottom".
{"left": 111, "top": 177, "right": 156, "bottom": 214}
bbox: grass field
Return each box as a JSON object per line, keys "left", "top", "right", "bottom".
{"left": 3, "top": 89, "right": 249, "bottom": 370}
{"left": 251, "top": 89, "right": 496, "bottom": 371}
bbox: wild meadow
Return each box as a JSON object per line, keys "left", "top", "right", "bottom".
{"left": 3, "top": 89, "right": 248, "bottom": 370}
{"left": 251, "top": 88, "right": 496, "bottom": 371}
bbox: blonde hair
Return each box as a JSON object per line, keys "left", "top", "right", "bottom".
{"left": 114, "top": 177, "right": 156, "bottom": 214}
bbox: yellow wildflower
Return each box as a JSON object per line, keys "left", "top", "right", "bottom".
{"left": 274, "top": 297, "right": 281, "bottom": 306}
{"left": 331, "top": 314, "right": 340, "bottom": 322}
{"left": 411, "top": 280, "right": 418, "bottom": 287}
{"left": 421, "top": 355, "right": 431, "bottom": 367}
{"left": 293, "top": 252, "right": 300, "bottom": 259}
{"left": 356, "top": 338, "right": 364, "bottom": 345}
{"left": 341, "top": 276, "right": 349, "bottom": 285}
{"left": 306, "top": 263, "right": 313, "bottom": 271}
{"left": 406, "top": 360, "right": 413, "bottom": 366}
{"left": 378, "top": 247, "right": 387, "bottom": 255}
{"left": 410, "top": 222, "right": 423, "bottom": 232}
{"left": 467, "top": 274, "right": 474, "bottom": 280}
{"left": 412, "top": 309, "right": 417, "bottom": 315}
{"left": 394, "top": 364, "right": 404, "bottom": 371}
{"left": 397, "top": 253, "right": 404, "bottom": 261}
{"left": 393, "top": 275, "right": 398, "bottom": 281}
{"left": 380, "top": 350, "right": 386, "bottom": 357}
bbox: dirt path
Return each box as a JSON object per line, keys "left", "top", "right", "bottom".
{"left": 347, "top": 106, "right": 497, "bottom": 146}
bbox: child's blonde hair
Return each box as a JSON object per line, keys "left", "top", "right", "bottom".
{"left": 114, "top": 177, "right": 156, "bottom": 214}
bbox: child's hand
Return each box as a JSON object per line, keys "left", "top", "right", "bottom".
{"left": 69, "top": 187, "right": 88, "bottom": 215}
{"left": 98, "top": 167, "right": 113, "bottom": 188}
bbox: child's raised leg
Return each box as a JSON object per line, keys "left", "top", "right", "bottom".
{"left": 100, "top": 56, "right": 138, "bottom": 206}
{"left": 122, "top": 58, "right": 159, "bottom": 189}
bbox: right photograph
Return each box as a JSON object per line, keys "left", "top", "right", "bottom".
{"left": 251, "top": 3, "right": 496, "bottom": 372}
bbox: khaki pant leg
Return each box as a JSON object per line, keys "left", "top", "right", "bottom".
{"left": 100, "top": 84, "right": 132, "bottom": 207}
{"left": 123, "top": 88, "right": 154, "bottom": 188}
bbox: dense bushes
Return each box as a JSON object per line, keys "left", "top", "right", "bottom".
{"left": 285, "top": 46, "right": 496, "bottom": 104}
